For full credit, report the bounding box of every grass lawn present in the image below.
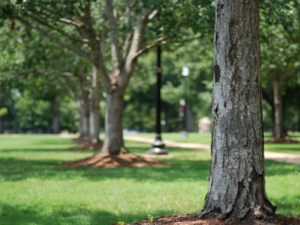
[125,132,300,155]
[0,135,300,225]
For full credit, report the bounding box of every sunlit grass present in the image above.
[126,132,300,155]
[0,135,299,225]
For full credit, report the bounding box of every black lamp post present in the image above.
[146,44,168,155]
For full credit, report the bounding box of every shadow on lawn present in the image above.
[1,197,299,225]
[0,155,299,184]
[0,202,163,225]
[0,154,211,183]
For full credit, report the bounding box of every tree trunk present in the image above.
[89,67,100,143]
[78,107,84,136]
[0,88,3,134]
[101,90,127,155]
[201,0,276,222]
[53,96,60,134]
[82,90,90,138]
[273,80,284,139]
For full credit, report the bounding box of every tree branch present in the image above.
[132,36,166,59]
[106,0,122,74]
[120,7,154,92]
[14,15,91,61]
[26,12,88,44]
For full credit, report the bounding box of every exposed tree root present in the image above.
[265,137,300,143]
[62,153,168,168]
[119,213,300,225]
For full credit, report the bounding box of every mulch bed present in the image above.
[265,137,300,144]
[115,213,300,225]
[62,153,168,168]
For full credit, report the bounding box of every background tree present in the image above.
[1,0,214,154]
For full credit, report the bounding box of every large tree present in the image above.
[200,0,276,222]
[1,0,213,154]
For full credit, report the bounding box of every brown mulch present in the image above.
[62,153,168,168]
[115,213,300,225]
[69,141,104,150]
[265,137,300,144]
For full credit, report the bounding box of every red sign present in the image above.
[179,106,184,117]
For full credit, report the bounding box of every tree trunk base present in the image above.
[62,153,167,168]
[120,213,300,225]
[73,136,90,143]
[265,137,300,143]
[100,146,130,155]
[200,206,276,225]
[69,141,103,150]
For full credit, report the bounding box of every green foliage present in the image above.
[148,213,154,223]
[0,107,7,117]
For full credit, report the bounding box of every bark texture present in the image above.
[201,0,276,222]
[0,88,3,134]
[101,90,127,155]
[273,80,284,139]
[53,96,60,134]
[89,66,100,144]
[81,90,90,137]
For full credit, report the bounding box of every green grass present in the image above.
[126,132,300,155]
[0,135,300,225]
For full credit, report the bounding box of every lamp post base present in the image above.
[146,134,168,155]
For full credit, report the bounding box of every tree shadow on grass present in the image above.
[0,155,212,183]
[264,160,300,177]
[0,202,173,225]
[0,156,299,184]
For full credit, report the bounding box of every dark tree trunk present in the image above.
[89,67,100,143]
[201,0,276,222]
[273,80,285,139]
[53,96,60,134]
[0,88,3,134]
[101,90,127,155]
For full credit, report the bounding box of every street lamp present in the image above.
[181,66,189,138]
[146,44,168,155]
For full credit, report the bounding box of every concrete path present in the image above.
[124,136,300,165]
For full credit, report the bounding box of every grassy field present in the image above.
[125,132,300,155]
[0,135,300,225]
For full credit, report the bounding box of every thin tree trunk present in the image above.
[0,88,3,134]
[273,80,284,139]
[201,0,276,222]
[101,90,128,155]
[53,96,60,134]
[78,107,84,136]
[82,90,90,138]
[89,67,100,143]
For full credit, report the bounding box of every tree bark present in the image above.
[273,80,284,139]
[101,90,127,155]
[0,88,3,134]
[89,67,101,143]
[78,107,84,136]
[201,0,276,222]
[81,90,90,138]
[53,95,60,134]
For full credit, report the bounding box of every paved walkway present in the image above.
[124,136,300,165]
